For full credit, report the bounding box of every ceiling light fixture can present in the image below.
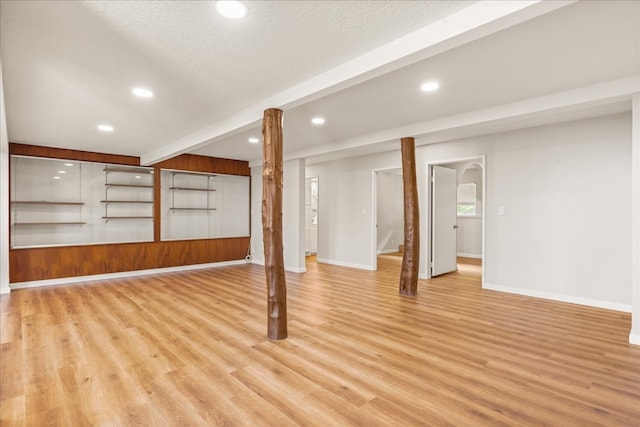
[97,124,114,132]
[132,87,154,98]
[421,81,440,92]
[311,117,325,125]
[248,137,259,144]
[217,1,246,19]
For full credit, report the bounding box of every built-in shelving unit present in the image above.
[101,216,154,220]
[13,200,86,225]
[12,201,84,205]
[168,171,217,211]
[160,169,249,241]
[14,222,87,226]
[103,166,154,221]
[9,145,252,283]
[10,157,90,246]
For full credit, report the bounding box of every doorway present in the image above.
[305,177,318,256]
[427,156,485,284]
[372,168,403,270]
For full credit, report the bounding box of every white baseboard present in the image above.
[457,253,482,259]
[10,259,248,290]
[377,248,399,255]
[483,283,632,313]
[316,258,375,271]
[630,332,640,346]
[0,285,9,295]
[250,259,305,273]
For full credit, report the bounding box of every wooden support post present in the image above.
[399,137,420,296]
[261,108,287,340]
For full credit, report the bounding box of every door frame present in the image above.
[304,176,319,256]
[425,155,486,286]
[371,166,403,271]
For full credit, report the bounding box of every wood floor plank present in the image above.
[1,254,638,426]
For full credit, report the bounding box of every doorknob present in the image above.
[453,225,458,229]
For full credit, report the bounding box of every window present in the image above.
[457,183,476,216]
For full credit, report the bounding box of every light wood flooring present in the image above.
[1,255,639,426]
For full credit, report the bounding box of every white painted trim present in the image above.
[142,1,570,165]
[252,259,306,274]
[457,253,482,259]
[10,259,249,290]
[378,249,400,255]
[371,170,378,271]
[483,283,632,313]
[0,60,9,295]
[316,258,375,271]
[480,155,487,285]
[630,93,640,345]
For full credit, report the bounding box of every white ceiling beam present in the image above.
[270,75,640,167]
[141,0,574,165]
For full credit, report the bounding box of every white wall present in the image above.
[307,113,632,311]
[376,171,403,253]
[307,151,402,270]
[251,159,306,273]
[0,60,9,294]
[479,120,630,309]
[631,94,640,344]
[283,159,306,272]
[456,218,482,257]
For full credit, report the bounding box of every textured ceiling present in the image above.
[1,1,638,164]
[192,0,640,163]
[0,0,470,155]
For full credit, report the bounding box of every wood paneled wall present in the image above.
[8,144,251,283]
[9,237,249,283]
[9,143,140,166]
[153,153,250,176]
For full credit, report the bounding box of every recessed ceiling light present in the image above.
[420,81,440,92]
[132,87,154,98]
[53,176,61,180]
[64,163,73,167]
[58,170,66,174]
[217,1,246,19]
[248,137,259,144]
[311,117,325,125]
[97,124,114,132]
[135,175,141,179]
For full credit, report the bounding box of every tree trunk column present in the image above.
[399,137,420,296]
[262,108,287,340]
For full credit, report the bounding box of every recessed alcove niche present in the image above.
[10,156,154,248]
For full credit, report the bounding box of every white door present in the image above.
[431,165,458,276]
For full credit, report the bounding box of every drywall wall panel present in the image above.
[307,113,631,307]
